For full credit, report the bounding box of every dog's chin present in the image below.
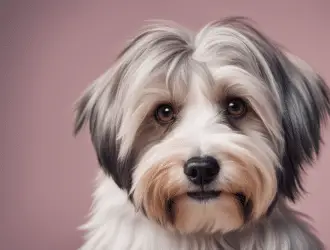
[169,191,249,234]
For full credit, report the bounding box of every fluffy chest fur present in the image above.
[79,173,323,250]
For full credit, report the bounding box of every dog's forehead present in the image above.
[115,24,285,110]
[138,63,268,105]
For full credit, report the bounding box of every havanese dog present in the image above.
[74,17,330,250]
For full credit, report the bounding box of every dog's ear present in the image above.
[74,68,114,136]
[73,23,190,191]
[220,17,330,201]
[73,64,135,191]
[274,52,330,201]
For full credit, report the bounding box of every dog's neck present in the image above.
[79,172,324,250]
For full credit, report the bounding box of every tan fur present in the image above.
[133,158,186,228]
[221,152,277,220]
[175,193,243,234]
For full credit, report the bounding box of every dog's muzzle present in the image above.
[183,155,252,220]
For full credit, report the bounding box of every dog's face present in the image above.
[74,18,330,234]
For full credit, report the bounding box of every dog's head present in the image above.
[74,17,330,234]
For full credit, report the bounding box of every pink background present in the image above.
[1,1,330,249]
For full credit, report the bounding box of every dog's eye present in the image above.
[227,98,247,118]
[155,104,176,124]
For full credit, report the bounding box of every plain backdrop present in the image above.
[1,1,330,249]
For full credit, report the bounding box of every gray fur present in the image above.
[223,201,324,249]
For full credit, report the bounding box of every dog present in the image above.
[74,17,330,250]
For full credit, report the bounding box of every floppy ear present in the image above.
[275,52,330,201]
[220,17,330,201]
[73,66,136,191]
[73,22,190,191]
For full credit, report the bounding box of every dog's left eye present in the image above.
[154,104,176,124]
[226,98,247,118]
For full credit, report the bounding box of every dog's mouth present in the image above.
[187,190,221,201]
[186,191,246,204]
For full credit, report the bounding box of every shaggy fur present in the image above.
[74,17,330,249]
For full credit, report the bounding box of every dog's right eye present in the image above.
[154,104,176,124]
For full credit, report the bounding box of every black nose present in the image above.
[184,156,220,186]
